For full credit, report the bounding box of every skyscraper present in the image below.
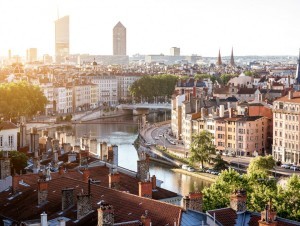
[217,49,222,66]
[55,16,69,64]
[170,47,180,56]
[230,47,235,67]
[113,22,126,56]
[26,48,37,63]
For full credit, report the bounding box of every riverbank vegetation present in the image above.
[203,156,300,221]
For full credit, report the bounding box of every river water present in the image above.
[53,112,212,195]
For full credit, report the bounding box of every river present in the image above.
[51,112,212,195]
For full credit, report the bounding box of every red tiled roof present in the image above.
[0,176,182,225]
[248,213,299,226]
[275,92,300,103]
[0,121,18,130]
[236,88,257,95]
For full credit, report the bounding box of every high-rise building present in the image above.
[26,48,37,63]
[113,22,126,56]
[55,16,69,64]
[217,49,222,66]
[230,47,235,67]
[170,47,180,56]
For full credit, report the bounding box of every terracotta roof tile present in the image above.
[0,121,18,130]
[207,208,237,226]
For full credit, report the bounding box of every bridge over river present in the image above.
[118,103,171,115]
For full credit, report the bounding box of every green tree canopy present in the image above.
[189,130,216,169]
[0,151,28,174]
[0,81,47,120]
[129,74,178,100]
[247,155,275,178]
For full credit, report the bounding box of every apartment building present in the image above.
[72,84,92,112]
[273,91,300,164]
[116,74,141,101]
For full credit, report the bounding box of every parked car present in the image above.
[187,166,195,172]
[169,140,176,145]
[182,164,189,170]
[228,152,236,157]
[290,165,300,171]
[281,163,292,169]
[211,170,220,175]
[159,134,163,137]
[206,168,214,174]
[154,136,160,140]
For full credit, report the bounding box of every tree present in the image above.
[189,130,215,169]
[218,74,236,85]
[247,155,275,178]
[0,82,47,120]
[213,154,228,171]
[0,151,28,174]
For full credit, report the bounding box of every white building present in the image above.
[0,122,18,151]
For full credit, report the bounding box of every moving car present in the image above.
[187,166,195,172]
[182,164,189,170]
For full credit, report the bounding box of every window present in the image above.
[228,135,233,140]
[0,136,2,147]
[8,135,13,147]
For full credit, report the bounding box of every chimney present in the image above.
[30,127,39,154]
[38,179,48,205]
[59,166,65,175]
[183,192,203,212]
[12,174,20,194]
[201,107,205,119]
[109,172,120,189]
[77,192,92,220]
[40,212,47,226]
[89,139,97,154]
[288,90,293,100]
[82,168,90,183]
[219,105,224,117]
[230,189,247,213]
[68,152,77,163]
[62,188,74,210]
[193,86,196,97]
[137,152,150,181]
[52,139,60,151]
[139,181,152,198]
[58,219,66,226]
[141,210,151,226]
[151,175,156,189]
[258,200,277,226]
[0,153,11,180]
[229,108,233,118]
[112,145,118,167]
[97,203,114,226]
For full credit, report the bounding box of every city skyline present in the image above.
[0,0,299,57]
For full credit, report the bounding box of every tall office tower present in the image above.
[8,49,11,60]
[55,16,69,64]
[170,47,180,56]
[26,48,37,63]
[113,22,126,56]
[216,49,222,66]
[230,47,235,67]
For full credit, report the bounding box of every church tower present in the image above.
[230,47,235,67]
[217,49,222,66]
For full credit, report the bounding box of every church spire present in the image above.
[230,47,235,67]
[217,49,222,66]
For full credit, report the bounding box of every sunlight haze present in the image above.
[0,0,299,57]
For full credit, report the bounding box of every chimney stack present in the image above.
[219,105,224,117]
[38,179,48,206]
[230,189,247,213]
[82,168,90,183]
[258,201,277,226]
[97,203,114,226]
[141,210,151,226]
[288,90,294,100]
[137,152,150,181]
[109,172,120,189]
[183,192,203,212]
[139,181,153,198]
[151,175,156,189]
[40,212,47,226]
[62,188,74,210]
[77,192,92,220]
[112,145,118,167]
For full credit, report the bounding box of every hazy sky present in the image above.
[0,0,299,57]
